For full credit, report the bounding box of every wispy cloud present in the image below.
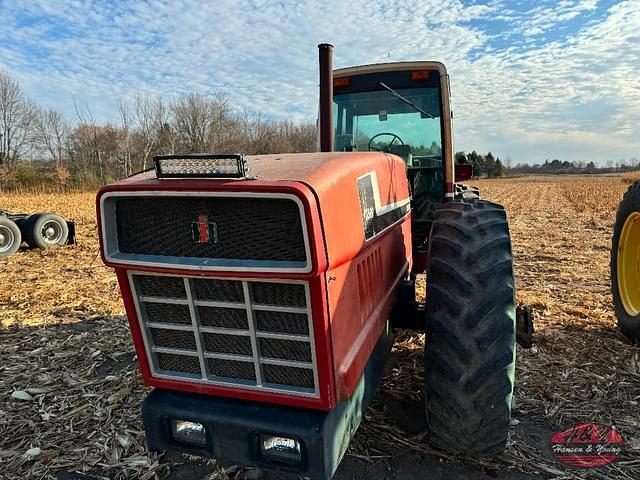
[0,0,637,164]
[521,0,599,36]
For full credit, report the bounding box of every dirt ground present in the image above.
[1,175,639,480]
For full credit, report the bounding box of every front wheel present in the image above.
[0,217,22,258]
[424,199,516,456]
[611,182,640,341]
[24,213,69,249]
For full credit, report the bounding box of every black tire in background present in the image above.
[0,217,22,258]
[424,199,516,456]
[24,213,69,249]
[454,184,481,201]
[611,182,640,341]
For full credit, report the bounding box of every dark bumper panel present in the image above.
[143,323,393,480]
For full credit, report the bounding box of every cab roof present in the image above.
[334,61,447,78]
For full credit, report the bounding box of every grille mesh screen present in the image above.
[208,358,256,381]
[115,196,306,263]
[254,311,309,335]
[198,306,248,329]
[194,278,244,302]
[251,282,306,307]
[150,328,196,350]
[157,353,200,374]
[132,274,317,396]
[143,303,191,325]
[259,338,312,362]
[203,333,252,355]
[263,364,314,389]
[137,275,186,298]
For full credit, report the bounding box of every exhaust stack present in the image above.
[318,43,334,152]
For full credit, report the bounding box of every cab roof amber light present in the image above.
[333,77,350,88]
[411,70,430,81]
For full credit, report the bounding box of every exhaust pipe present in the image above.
[318,43,334,152]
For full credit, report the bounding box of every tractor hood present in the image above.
[104,152,412,272]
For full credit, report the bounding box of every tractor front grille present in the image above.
[129,272,318,397]
[100,192,310,271]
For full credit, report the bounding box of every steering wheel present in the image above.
[367,132,405,152]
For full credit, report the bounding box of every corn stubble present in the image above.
[1,176,639,479]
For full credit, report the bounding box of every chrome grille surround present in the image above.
[129,271,319,398]
[100,191,312,273]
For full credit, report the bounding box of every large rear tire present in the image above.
[611,182,640,341]
[424,199,516,456]
[0,217,22,258]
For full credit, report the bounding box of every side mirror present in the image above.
[455,164,473,181]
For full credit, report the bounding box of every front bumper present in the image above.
[143,323,393,480]
[144,389,332,477]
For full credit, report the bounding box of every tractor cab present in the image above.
[331,62,454,246]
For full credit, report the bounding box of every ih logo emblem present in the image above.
[192,215,218,244]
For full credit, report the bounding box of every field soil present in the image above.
[1,175,639,480]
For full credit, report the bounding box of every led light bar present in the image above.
[154,153,248,179]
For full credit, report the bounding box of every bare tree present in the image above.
[0,71,38,165]
[135,93,166,169]
[118,99,133,176]
[285,121,316,153]
[239,113,316,154]
[170,92,212,152]
[504,156,512,170]
[207,92,233,151]
[240,111,273,154]
[37,108,70,166]
[170,91,232,153]
[73,97,113,183]
[0,73,317,186]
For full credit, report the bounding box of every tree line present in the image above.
[508,158,640,175]
[0,70,316,189]
[455,151,507,178]
[3,67,636,190]
[455,152,640,177]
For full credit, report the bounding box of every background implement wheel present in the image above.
[24,213,69,249]
[0,217,22,258]
[611,182,640,341]
[454,184,481,200]
[424,199,516,456]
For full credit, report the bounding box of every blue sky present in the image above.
[0,0,638,164]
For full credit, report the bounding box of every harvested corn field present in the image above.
[1,175,639,480]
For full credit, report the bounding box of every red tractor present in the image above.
[97,45,517,479]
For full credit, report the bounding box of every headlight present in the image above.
[171,420,207,446]
[259,435,302,463]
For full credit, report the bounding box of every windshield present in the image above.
[333,82,445,237]
[333,86,442,162]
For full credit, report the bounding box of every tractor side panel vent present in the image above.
[100,193,311,272]
[357,247,384,323]
[130,273,319,398]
